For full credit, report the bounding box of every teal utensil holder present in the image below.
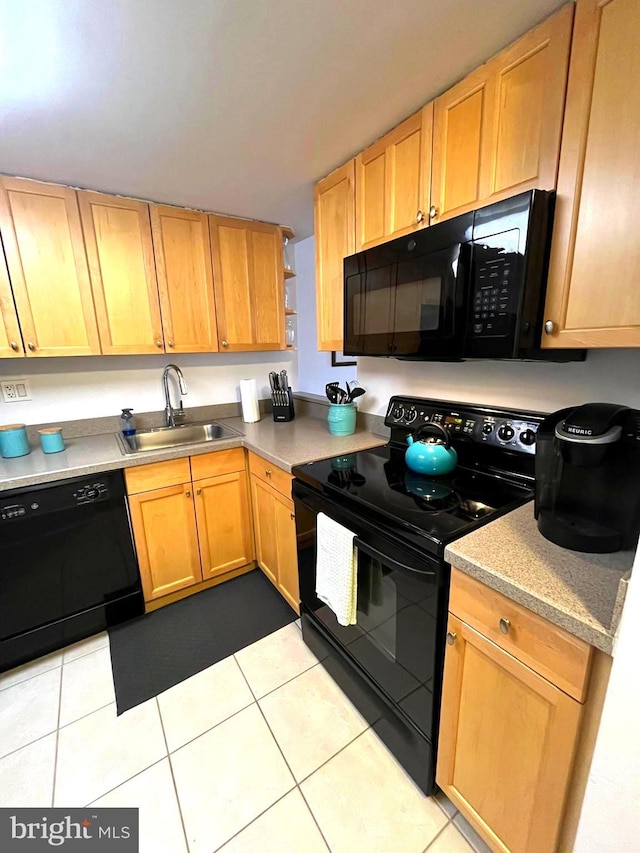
[0,424,30,458]
[327,403,357,436]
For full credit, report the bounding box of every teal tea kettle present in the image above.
[405,423,458,476]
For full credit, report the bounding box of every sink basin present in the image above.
[115,421,241,455]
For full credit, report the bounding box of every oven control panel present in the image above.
[385,397,542,455]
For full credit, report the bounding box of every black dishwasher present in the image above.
[0,470,143,672]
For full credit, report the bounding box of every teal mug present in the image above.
[327,403,357,437]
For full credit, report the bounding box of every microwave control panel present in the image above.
[469,233,521,339]
[386,398,542,455]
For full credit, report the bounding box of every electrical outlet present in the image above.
[1,380,32,403]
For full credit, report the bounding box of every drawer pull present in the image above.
[197,488,202,496]
[499,618,511,635]
[265,469,272,478]
[446,631,457,645]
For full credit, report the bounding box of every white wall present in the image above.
[574,546,640,850]
[357,349,640,415]
[0,350,296,425]
[295,236,357,396]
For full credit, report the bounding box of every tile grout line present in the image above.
[84,756,167,808]
[155,696,191,853]
[50,667,63,807]
[422,817,453,852]
[0,638,110,695]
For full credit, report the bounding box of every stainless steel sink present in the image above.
[115,421,242,455]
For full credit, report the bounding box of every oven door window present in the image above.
[311,545,439,739]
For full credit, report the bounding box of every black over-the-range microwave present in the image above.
[343,190,584,361]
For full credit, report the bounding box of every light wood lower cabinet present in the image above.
[125,449,254,604]
[437,569,596,853]
[248,451,299,614]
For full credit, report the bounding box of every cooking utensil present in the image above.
[405,424,458,476]
[348,387,366,403]
[326,382,340,403]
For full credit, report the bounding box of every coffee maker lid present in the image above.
[555,402,629,444]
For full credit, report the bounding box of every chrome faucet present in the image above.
[162,364,188,427]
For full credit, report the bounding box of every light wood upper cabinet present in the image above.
[314,160,355,351]
[128,483,202,601]
[0,177,101,356]
[79,191,164,355]
[543,0,640,349]
[431,4,573,222]
[194,470,254,579]
[0,241,23,358]
[209,215,285,351]
[150,204,219,353]
[437,613,583,853]
[355,106,433,250]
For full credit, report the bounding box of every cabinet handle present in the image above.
[167,340,174,348]
[156,339,163,348]
[429,205,439,219]
[265,469,272,478]
[290,512,295,521]
[27,342,36,352]
[10,341,19,352]
[222,340,229,348]
[544,320,555,335]
[197,488,202,496]
[446,631,457,645]
[185,490,191,498]
[499,618,511,635]
[416,210,424,223]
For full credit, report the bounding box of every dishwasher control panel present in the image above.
[0,477,114,523]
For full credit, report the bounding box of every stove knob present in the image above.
[497,424,515,442]
[405,407,418,425]
[482,423,494,435]
[391,405,405,422]
[520,429,536,446]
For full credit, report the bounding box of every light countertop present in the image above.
[0,415,386,492]
[445,503,633,654]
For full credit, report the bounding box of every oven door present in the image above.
[294,481,448,744]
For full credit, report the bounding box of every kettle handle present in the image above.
[415,422,452,448]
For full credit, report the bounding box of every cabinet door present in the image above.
[355,107,432,250]
[194,471,254,579]
[79,191,164,355]
[210,215,285,351]
[314,161,355,351]
[0,177,100,356]
[431,4,572,223]
[150,204,219,353]
[0,242,24,357]
[543,0,640,348]
[437,615,582,853]
[128,483,202,601]
[274,494,299,614]
[483,4,573,202]
[250,475,279,586]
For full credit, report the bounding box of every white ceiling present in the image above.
[0,0,564,239]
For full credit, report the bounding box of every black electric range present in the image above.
[292,396,544,795]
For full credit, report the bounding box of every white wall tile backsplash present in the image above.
[0,351,297,425]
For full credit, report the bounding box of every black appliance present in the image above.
[293,396,544,794]
[0,470,144,673]
[535,402,640,553]
[343,190,583,362]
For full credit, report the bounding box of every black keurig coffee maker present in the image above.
[535,402,640,553]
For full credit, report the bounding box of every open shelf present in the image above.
[284,268,296,279]
[285,309,297,316]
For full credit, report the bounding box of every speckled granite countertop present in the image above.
[445,504,633,654]
[0,416,385,492]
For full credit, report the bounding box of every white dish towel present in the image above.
[315,512,358,626]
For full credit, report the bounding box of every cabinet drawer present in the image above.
[449,567,592,702]
[190,448,245,480]
[125,458,191,494]
[248,451,292,498]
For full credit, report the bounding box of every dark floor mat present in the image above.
[108,569,297,714]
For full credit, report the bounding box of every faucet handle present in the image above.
[174,401,187,425]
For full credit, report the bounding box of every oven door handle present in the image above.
[354,538,435,577]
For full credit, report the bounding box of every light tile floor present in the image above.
[0,622,491,853]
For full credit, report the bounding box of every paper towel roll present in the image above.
[239,379,260,423]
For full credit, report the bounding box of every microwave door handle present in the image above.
[354,537,435,576]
